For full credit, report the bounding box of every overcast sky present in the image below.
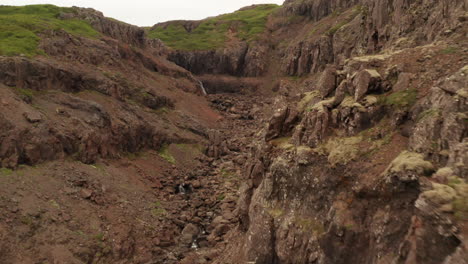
[2,0,284,26]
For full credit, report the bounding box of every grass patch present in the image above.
[151,201,167,217]
[320,136,363,166]
[297,91,320,111]
[220,168,237,180]
[294,217,325,235]
[217,194,225,201]
[267,208,284,218]
[15,87,35,102]
[148,4,279,50]
[441,46,458,54]
[417,108,441,121]
[0,168,13,176]
[0,4,100,57]
[326,5,362,36]
[384,151,434,175]
[158,145,176,164]
[379,88,418,109]
[175,143,205,155]
[269,137,294,150]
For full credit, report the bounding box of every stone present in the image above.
[80,189,93,199]
[22,112,42,123]
[354,69,382,102]
[180,223,199,245]
[317,65,337,98]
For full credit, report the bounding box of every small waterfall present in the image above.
[178,184,186,194]
[198,80,207,96]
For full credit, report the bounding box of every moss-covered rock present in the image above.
[316,136,363,166]
[421,183,457,205]
[297,91,321,111]
[383,151,434,182]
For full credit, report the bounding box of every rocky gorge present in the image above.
[0,1,467,263]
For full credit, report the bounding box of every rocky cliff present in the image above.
[207,1,467,263]
[0,1,467,264]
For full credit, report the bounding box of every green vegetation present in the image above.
[321,136,363,166]
[294,216,325,235]
[0,168,13,176]
[379,88,418,109]
[326,5,363,36]
[220,168,236,179]
[385,151,434,175]
[175,143,205,155]
[151,201,167,217]
[148,4,279,50]
[0,4,100,56]
[158,145,176,164]
[217,194,225,201]
[417,108,441,121]
[267,208,284,218]
[269,137,294,150]
[297,91,320,111]
[441,46,458,54]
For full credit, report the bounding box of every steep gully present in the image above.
[0,1,467,264]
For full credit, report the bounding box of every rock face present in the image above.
[281,0,466,76]
[1,1,467,264]
[168,42,268,77]
[67,7,166,52]
[0,8,205,168]
[228,38,467,264]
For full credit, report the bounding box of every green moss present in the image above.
[422,183,457,205]
[270,137,294,150]
[16,87,35,101]
[158,145,176,164]
[379,89,418,109]
[175,143,205,155]
[220,168,236,179]
[217,194,225,201]
[453,197,468,221]
[267,208,284,218]
[318,136,363,166]
[441,46,458,54]
[385,151,434,175]
[297,91,320,111]
[148,4,279,50]
[0,5,100,57]
[418,108,441,121]
[0,168,13,176]
[151,201,167,217]
[326,5,362,36]
[340,96,366,110]
[294,217,325,235]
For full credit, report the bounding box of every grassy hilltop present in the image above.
[147,4,279,51]
[0,5,99,57]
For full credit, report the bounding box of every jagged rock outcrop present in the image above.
[230,39,467,263]
[281,0,467,76]
[64,7,166,51]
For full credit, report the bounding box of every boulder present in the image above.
[180,223,199,245]
[353,69,382,102]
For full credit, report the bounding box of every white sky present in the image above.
[1,0,284,26]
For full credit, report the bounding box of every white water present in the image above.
[198,80,207,96]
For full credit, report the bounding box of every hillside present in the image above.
[0,1,467,264]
